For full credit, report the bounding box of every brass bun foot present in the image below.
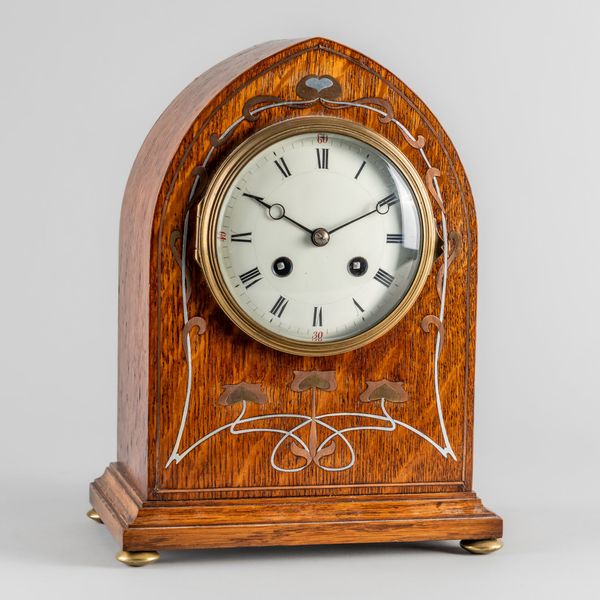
[460,538,503,554]
[116,551,160,567]
[86,508,103,524]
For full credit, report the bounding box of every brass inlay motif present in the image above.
[360,380,408,404]
[425,166,444,212]
[289,370,337,469]
[291,370,337,392]
[182,316,207,361]
[421,315,445,351]
[218,382,267,406]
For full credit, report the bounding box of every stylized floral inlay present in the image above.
[218,382,267,406]
[425,167,444,212]
[166,369,451,472]
[165,72,462,471]
[360,380,408,404]
[421,315,445,351]
[182,317,207,360]
[290,370,337,392]
[288,371,337,469]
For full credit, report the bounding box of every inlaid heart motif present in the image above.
[296,74,342,100]
[305,76,334,92]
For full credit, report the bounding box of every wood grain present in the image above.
[91,37,501,553]
[116,39,303,495]
[91,464,501,551]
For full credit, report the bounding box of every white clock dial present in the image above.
[213,129,426,345]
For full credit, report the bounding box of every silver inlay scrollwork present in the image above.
[166,75,460,470]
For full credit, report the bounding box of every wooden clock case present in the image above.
[89,37,502,564]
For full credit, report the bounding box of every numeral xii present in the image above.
[316,148,329,169]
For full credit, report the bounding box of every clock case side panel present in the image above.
[113,39,309,498]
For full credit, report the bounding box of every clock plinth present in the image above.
[91,464,500,560]
[90,37,502,563]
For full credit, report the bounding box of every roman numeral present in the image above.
[274,157,291,178]
[352,298,365,313]
[377,193,399,211]
[312,306,323,327]
[354,160,367,179]
[270,295,289,318]
[316,148,329,169]
[374,268,395,288]
[386,233,404,244]
[231,232,252,243]
[239,267,262,289]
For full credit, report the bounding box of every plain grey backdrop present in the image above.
[1,0,599,597]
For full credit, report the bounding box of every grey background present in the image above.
[1,0,599,597]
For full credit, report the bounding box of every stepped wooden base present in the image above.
[90,463,502,554]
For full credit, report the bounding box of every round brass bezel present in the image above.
[195,116,436,357]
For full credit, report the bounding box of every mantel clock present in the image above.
[88,38,503,566]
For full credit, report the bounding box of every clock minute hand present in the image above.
[328,207,377,235]
[242,193,313,235]
[329,193,399,235]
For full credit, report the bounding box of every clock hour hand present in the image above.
[242,193,313,235]
[329,193,399,235]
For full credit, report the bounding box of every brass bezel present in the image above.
[195,116,436,357]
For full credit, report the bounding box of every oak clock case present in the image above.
[89,38,503,566]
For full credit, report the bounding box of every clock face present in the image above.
[197,118,435,355]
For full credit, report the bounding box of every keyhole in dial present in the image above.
[272,256,293,277]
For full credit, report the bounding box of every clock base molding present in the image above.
[89,463,502,555]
